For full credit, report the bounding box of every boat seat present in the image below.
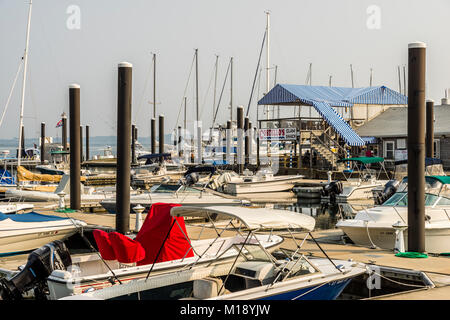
[92,229,116,261]
[192,277,226,299]
[108,232,146,264]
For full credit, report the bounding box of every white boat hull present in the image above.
[223,176,304,195]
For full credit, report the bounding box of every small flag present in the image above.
[56,119,63,128]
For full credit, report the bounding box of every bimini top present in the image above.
[428,175,450,185]
[170,206,316,231]
[338,157,384,164]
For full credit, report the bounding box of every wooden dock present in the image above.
[2,207,449,300]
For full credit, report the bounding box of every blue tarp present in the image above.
[0,212,69,222]
[0,169,15,185]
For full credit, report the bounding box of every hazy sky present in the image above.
[1,0,449,140]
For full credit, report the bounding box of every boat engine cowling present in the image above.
[322,181,343,202]
[0,240,71,300]
[374,179,400,205]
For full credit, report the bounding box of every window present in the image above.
[397,139,406,149]
[384,141,395,159]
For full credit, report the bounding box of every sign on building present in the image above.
[258,128,297,141]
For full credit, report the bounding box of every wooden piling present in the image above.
[426,99,434,158]
[69,84,81,210]
[40,122,45,164]
[407,42,426,253]
[116,62,133,234]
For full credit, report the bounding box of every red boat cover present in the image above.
[93,229,116,260]
[135,202,194,266]
[108,232,146,264]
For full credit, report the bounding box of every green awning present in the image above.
[50,150,70,154]
[428,175,450,185]
[338,156,384,164]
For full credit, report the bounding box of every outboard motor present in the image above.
[0,240,71,300]
[374,179,400,205]
[322,181,343,203]
[185,172,199,186]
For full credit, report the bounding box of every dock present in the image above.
[2,206,448,300]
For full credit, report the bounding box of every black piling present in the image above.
[69,84,81,210]
[151,118,156,154]
[244,116,249,167]
[426,99,434,158]
[40,122,45,164]
[62,113,68,150]
[131,124,136,164]
[85,125,90,161]
[237,106,244,174]
[407,42,426,253]
[116,62,133,234]
[80,125,83,163]
[159,115,164,161]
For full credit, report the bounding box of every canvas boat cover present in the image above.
[170,206,316,231]
[135,203,194,266]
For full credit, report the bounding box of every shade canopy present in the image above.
[338,156,385,164]
[258,84,407,147]
[170,206,316,231]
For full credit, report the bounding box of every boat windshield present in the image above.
[150,184,200,193]
[395,177,445,196]
[235,243,273,263]
[382,192,440,207]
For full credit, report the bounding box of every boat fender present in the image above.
[0,240,72,300]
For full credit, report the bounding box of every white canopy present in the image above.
[170,206,315,231]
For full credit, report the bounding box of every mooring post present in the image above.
[116,62,132,234]
[85,125,90,161]
[151,118,156,154]
[131,124,136,164]
[237,106,244,174]
[425,99,434,158]
[159,115,164,162]
[407,42,426,253]
[80,125,83,163]
[244,116,249,167]
[69,84,81,210]
[62,113,67,150]
[40,122,45,164]
[226,120,232,166]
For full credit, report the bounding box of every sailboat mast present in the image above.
[265,11,270,121]
[17,0,33,168]
[153,53,156,118]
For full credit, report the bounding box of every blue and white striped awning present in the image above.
[257,84,407,147]
[361,136,377,144]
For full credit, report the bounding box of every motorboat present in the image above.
[0,203,34,214]
[336,175,450,253]
[5,174,118,203]
[372,157,446,205]
[323,157,390,202]
[216,167,304,195]
[131,153,185,189]
[100,183,244,214]
[0,204,314,300]
[55,205,366,300]
[0,211,86,256]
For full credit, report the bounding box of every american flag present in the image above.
[56,119,63,128]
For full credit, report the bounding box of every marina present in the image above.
[0,0,449,309]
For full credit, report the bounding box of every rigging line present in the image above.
[135,54,154,123]
[211,58,232,128]
[246,30,267,117]
[174,53,196,132]
[0,59,23,128]
[199,57,218,120]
